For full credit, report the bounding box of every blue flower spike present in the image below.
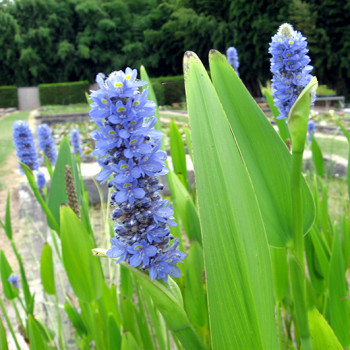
[90,68,185,282]
[37,123,57,165]
[307,120,316,142]
[226,46,240,76]
[70,128,82,155]
[8,274,20,289]
[269,23,315,120]
[36,171,46,188]
[12,120,39,173]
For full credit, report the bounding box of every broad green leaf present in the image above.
[184,51,277,349]
[310,134,324,177]
[341,211,350,270]
[209,50,314,247]
[121,332,139,350]
[288,77,318,153]
[27,315,49,350]
[184,242,208,328]
[168,171,201,244]
[270,247,288,303]
[61,206,104,302]
[20,163,59,233]
[264,88,290,142]
[108,314,121,350]
[0,314,8,350]
[120,299,142,346]
[40,243,55,295]
[185,128,194,161]
[48,137,81,230]
[0,250,19,300]
[328,228,350,346]
[170,120,189,190]
[308,308,342,350]
[140,65,161,132]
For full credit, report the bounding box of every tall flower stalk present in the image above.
[12,120,39,173]
[226,46,239,76]
[89,68,185,282]
[70,128,82,155]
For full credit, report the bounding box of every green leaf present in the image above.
[27,315,49,350]
[20,163,59,233]
[0,192,12,240]
[48,137,81,230]
[43,155,53,179]
[310,134,324,177]
[185,128,194,162]
[264,88,290,142]
[328,228,350,346]
[336,121,350,200]
[40,243,55,295]
[61,206,104,302]
[184,51,277,349]
[288,77,318,153]
[140,65,161,132]
[108,314,121,350]
[121,332,139,350]
[184,242,208,328]
[308,308,342,350]
[0,250,19,300]
[170,120,189,190]
[0,315,8,350]
[209,50,314,247]
[168,171,201,244]
[270,247,289,303]
[64,299,88,336]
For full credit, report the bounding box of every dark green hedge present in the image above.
[151,75,185,106]
[39,81,89,106]
[0,86,18,108]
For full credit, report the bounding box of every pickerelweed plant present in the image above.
[226,46,239,76]
[89,68,186,282]
[37,123,57,165]
[70,128,82,155]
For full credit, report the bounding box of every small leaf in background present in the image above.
[121,332,139,350]
[0,315,8,350]
[170,120,189,190]
[184,242,208,329]
[40,244,56,295]
[310,134,324,177]
[265,88,290,142]
[64,299,88,337]
[27,315,49,350]
[61,206,104,302]
[209,50,315,247]
[168,171,201,244]
[48,137,81,230]
[328,228,350,347]
[0,250,19,300]
[0,192,12,240]
[308,308,342,350]
[184,51,277,349]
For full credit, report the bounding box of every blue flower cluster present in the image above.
[89,68,185,282]
[12,120,39,173]
[226,46,239,75]
[70,128,82,155]
[8,274,19,289]
[307,119,316,142]
[269,23,314,119]
[37,123,57,165]
[36,171,46,188]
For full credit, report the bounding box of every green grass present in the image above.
[315,135,348,159]
[317,84,336,96]
[40,103,90,115]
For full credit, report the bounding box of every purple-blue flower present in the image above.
[307,119,316,142]
[37,123,57,165]
[90,68,185,281]
[8,274,19,289]
[36,171,46,188]
[12,120,39,173]
[70,128,82,155]
[226,46,239,76]
[269,23,315,119]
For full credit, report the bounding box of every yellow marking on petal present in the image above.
[114,82,123,87]
[133,101,140,105]
[285,80,289,84]
[143,158,148,161]
[117,107,126,112]
[278,38,282,42]
[130,121,136,125]
[297,75,301,79]
[126,75,131,80]
[109,131,116,135]
[121,164,129,169]
[130,139,137,144]
[102,98,107,104]
[288,40,294,45]
[124,183,131,188]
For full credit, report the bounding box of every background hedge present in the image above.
[0,86,18,108]
[39,81,89,106]
[151,76,185,106]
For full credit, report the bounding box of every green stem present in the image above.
[55,294,65,349]
[0,296,21,350]
[290,150,312,350]
[11,300,24,330]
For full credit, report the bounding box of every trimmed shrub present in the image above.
[151,75,185,106]
[0,86,18,108]
[39,81,89,106]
